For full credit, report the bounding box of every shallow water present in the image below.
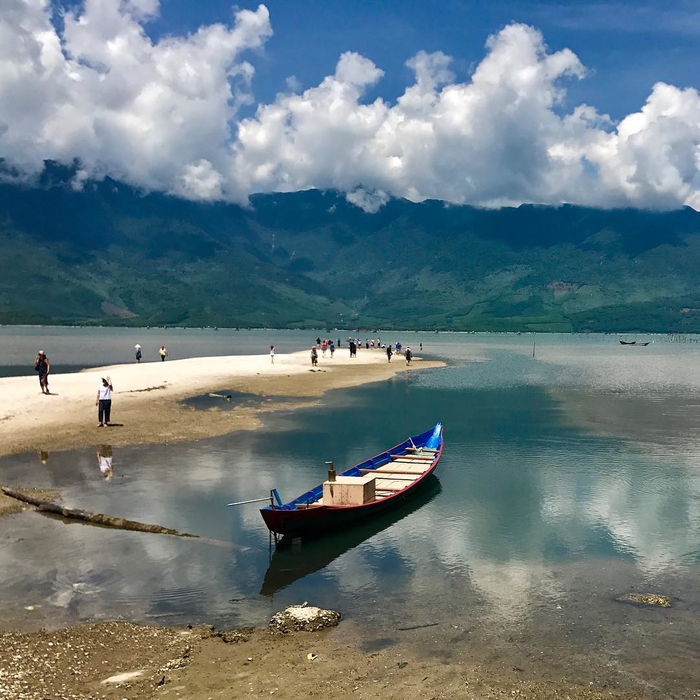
[2,331,700,696]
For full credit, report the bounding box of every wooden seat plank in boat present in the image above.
[360,469,416,480]
[376,464,426,474]
[390,460,431,469]
[374,481,409,492]
[377,462,407,468]
[391,454,434,461]
[375,478,415,487]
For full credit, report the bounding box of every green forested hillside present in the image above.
[2,173,700,332]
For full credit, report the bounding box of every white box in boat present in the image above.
[323,474,376,505]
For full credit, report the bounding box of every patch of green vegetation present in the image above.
[3,174,700,331]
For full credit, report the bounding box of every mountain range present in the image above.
[2,166,700,332]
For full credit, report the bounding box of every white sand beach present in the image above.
[0,349,441,458]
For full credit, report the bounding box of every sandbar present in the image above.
[0,349,443,458]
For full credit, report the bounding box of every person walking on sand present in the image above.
[96,376,113,427]
[311,345,318,366]
[405,347,413,365]
[329,340,335,358]
[34,350,50,394]
[386,345,393,362]
[135,344,142,363]
[159,345,168,361]
[270,345,275,363]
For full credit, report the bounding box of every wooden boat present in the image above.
[260,423,443,538]
[619,340,650,346]
[260,475,442,595]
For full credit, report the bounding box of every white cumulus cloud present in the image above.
[2,1,700,211]
[0,0,272,199]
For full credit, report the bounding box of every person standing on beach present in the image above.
[159,345,168,361]
[270,345,275,363]
[34,350,50,394]
[405,347,413,365]
[386,345,393,362]
[96,376,113,427]
[135,344,142,363]
[311,345,318,366]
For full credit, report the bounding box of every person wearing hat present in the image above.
[135,344,142,363]
[34,350,50,394]
[95,376,114,427]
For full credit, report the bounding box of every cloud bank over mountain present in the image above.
[2,1,700,211]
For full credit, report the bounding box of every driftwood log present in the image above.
[2,486,198,538]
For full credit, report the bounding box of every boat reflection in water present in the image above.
[260,475,442,597]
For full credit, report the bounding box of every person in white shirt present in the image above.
[95,376,113,427]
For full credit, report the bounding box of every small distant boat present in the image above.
[259,423,443,539]
[619,340,650,346]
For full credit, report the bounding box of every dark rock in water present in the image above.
[269,603,341,633]
[617,592,672,607]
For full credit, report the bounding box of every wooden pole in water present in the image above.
[533,342,536,358]
[2,486,198,538]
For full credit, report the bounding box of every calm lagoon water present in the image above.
[2,328,700,695]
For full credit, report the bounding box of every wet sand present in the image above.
[0,620,650,700]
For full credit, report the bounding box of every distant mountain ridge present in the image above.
[2,170,700,332]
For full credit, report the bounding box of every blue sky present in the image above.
[2,0,700,210]
[149,0,700,120]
